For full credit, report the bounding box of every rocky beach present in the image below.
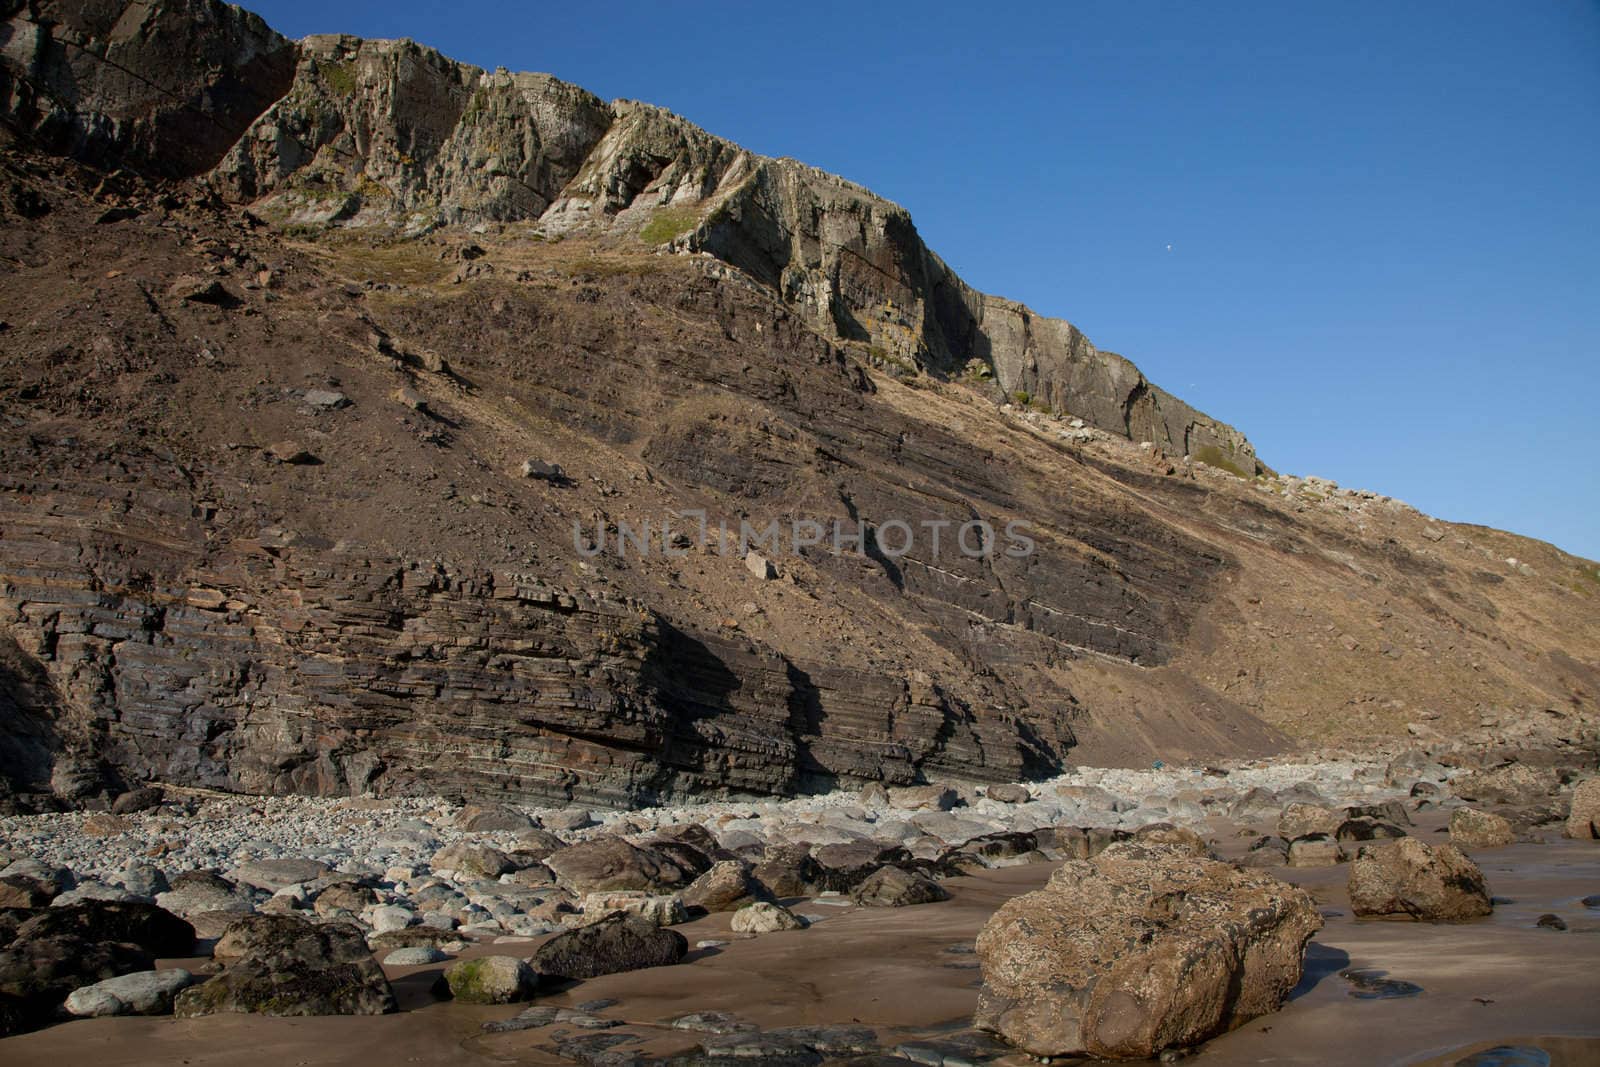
[4,743,1600,1064]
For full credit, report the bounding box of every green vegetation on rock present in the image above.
[639,205,701,245]
[1193,444,1252,479]
[319,60,357,97]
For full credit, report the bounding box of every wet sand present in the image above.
[3,812,1598,1066]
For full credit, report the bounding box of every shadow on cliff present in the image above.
[640,620,840,800]
[0,635,61,799]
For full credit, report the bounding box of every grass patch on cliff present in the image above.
[1572,567,1600,596]
[563,256,667,279]
[319,60,358,97]
[639,205,701,245]
[1193,444,1252,479]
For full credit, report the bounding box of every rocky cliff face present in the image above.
[0,0,295,174]
[2,0,1258,468]
[1,1,1595,811]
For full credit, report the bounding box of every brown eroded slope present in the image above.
[0,0,1596,809]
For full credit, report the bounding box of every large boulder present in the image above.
[974,842,1321,1060]
[1347,838,1492,921]
[1276,803,1341,841]
[543,837,691,894]
[986,784,1031,804]
[1286,834,1345,868]
[1566,779,1600,840]
[1334,818,1406,845]
[15,900,195,958]
[65,968,197,1017]
[430,842,516,880]
[314,880,377,916]
[580,891,687,927]
[0,935,154,1035]
[529,914,687,981]
[850,866,950,908]
[811,841,911,891]
[0,875,58,909]
[887,785,959,812]
[682,861,768,913]
[231,858,330,892]
[1346,800,1412,827]
[730,901,807,934]
[175,915,396,1017]
[455,804,536,832]
[1450,808,1517,849]
[1051,826,1131,861]
[155,870,254,920]
[751,844,822,898]
[941,831,1045,871]
[1131,824,1210,857]
[111,787,164,815]
[1453,763,1557,807]
[440,956,537,1004]
[1228,787,1282,823]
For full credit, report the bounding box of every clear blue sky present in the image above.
[246,0,1600,560]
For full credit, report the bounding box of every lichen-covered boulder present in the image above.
[975,842,1321,1060]
[1348,838,1492,921]
[1450,808,1517,849]
[440,955,537,1004]
[175,914,395,1017]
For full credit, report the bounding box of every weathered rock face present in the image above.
[1347,838,1493,922]
[0,0,296,176]
[974,842,1321,1060]
[210,34,613,227]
